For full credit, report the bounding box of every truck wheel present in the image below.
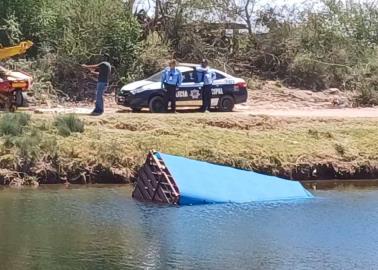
[15,90,24,107]
[218,95,235,112]
[131,107,142,113]
[149,96,166,113]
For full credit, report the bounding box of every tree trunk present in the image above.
[155,0,161,19]
[244,0,254,36]
[125,0,136,12]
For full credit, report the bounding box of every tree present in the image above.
[243,0,257,35]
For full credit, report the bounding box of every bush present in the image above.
[12,128,43,166]
[3,0,378,106]
[0,114,57,172]
[43,0,140,97]
[139,32,171,77]
[54,114,84,137]
[0,113,31,136]
[1,0,141,100]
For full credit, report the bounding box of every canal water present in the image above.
[1,186,378,270]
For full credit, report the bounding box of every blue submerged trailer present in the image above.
[132,151,313,205]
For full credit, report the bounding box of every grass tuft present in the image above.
[54,114,84,137]
[0,113,31,136]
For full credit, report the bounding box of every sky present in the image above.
[133,0,323,26]
[133,0,319,13]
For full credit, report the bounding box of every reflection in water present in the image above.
[1,186,378,269]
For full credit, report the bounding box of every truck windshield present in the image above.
[146,71,162,82]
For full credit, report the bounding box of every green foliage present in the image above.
[54,114,84,137]
[0,113,58,172]
[44,0,140,96]
[0,13,22,44]
[210,1,378,103]
[1,0,141,98]
[159,0,378,104]
[2,0,378,105]
[130,32,171,80]
[0,0,44,46]
[12,128,43,164]
[0,113,31,136]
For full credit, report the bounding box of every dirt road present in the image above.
[29,81,378,118]
[32,102,378,119]
[237,82,378,118]
[236,105,378,118]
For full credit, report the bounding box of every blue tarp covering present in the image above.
[157,153,313,205]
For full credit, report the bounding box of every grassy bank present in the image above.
[1,112,378,186]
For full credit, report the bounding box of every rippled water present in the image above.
[1,186,378,270]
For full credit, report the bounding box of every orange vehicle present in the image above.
[0,41,33,111]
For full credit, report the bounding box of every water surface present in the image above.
[1,186,378,270]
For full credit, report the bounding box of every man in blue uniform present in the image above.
[161,59,182,113]
[82,53,112,115]
[196,59,216,113]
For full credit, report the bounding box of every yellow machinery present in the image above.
[0,41,33,111]
[0,41,33,60]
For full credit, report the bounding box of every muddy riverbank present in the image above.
[0,108,378,186]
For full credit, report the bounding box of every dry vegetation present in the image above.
[1,112,378,186]
[3,1,378,105]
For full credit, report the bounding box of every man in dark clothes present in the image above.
[82,54,111,115]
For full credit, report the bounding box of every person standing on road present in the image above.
[82,53,112,115]
[196,59,216,113]
[161,59,182,113]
